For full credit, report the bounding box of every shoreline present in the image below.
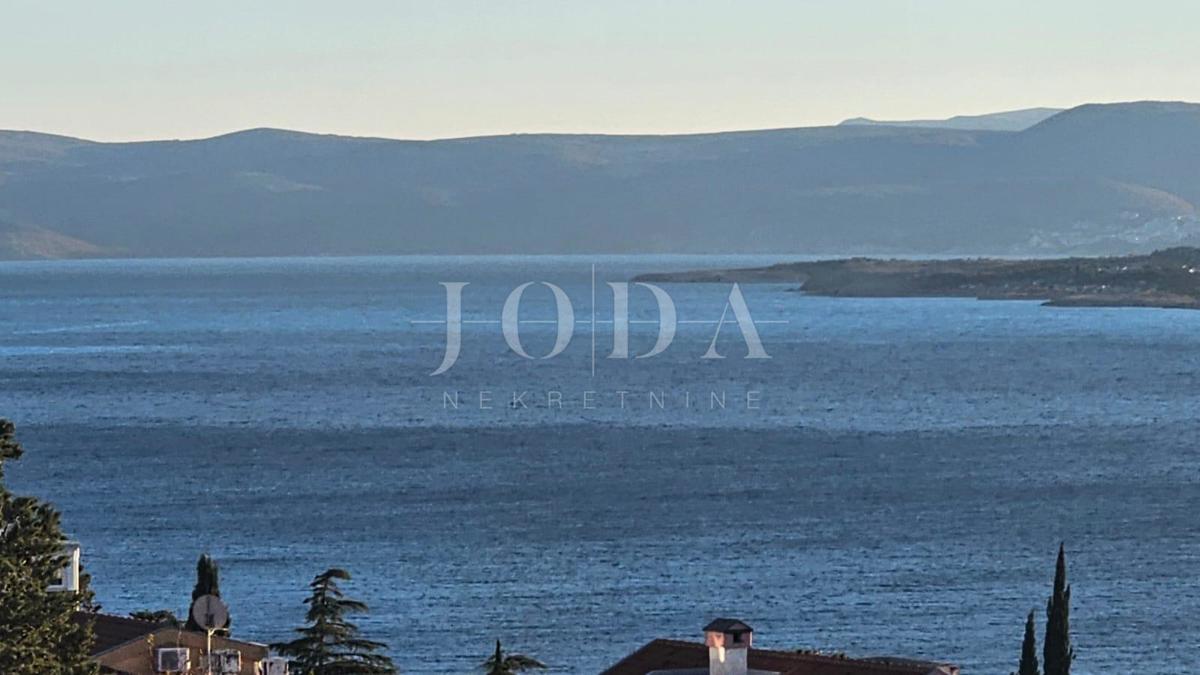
[634,247,1200,310]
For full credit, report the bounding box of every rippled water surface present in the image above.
[2,256,1198,673]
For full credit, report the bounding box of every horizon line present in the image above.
[7,100,1191,145]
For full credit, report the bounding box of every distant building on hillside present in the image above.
[602,618,959,675]
[72,612,287,675]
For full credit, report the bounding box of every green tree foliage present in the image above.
[1043,543,1074,675]
[185,553,230,633]
[1016,609,1039,675]
[481,640,546,675]
[129,609,181,627]
[272,568,397,675]
[0,419,98,674]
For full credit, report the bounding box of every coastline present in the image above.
[634,248,1200,310]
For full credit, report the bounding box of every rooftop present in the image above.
[602,638,958,675]
[72,612,162,655]
[704,618,754,634]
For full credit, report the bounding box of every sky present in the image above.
[4,0,1200,141]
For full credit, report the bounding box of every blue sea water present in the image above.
[1,255,1199,673]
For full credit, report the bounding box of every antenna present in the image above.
[190,594,230,675]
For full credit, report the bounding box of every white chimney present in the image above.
[704,618,753,675]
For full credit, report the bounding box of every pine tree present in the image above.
[1043,543,1074,675]
[0,419,98,675]
[1016,609,1039,675]
[272,568,397,675]
[481,639,546,675]
[185,553,230,633]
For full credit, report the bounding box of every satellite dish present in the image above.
[190,594,229,632]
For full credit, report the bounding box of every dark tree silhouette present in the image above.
[481,639,546,675]
[1043,544,1074,675]
[1016,609,1040,675]
[129,609,181,627]
[272,568,397,675]
[185,553,230,633]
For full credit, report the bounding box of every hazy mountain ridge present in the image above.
[0,219,110,260]
[1,101,1198,259]
[0,131,97,164]
[839,107,1063,131]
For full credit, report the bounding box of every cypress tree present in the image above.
[193,554,220,598]
[1043,543,1074,675]
[185,553,230,633]
[0,419,98,675]
[1016,609,1039,675]
[272,568,397,675]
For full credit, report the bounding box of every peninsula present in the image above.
[634,247,1200,309]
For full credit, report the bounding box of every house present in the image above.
[602,619,959,675]
[72,612,286,675]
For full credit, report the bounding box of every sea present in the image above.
[1,255,1198,674]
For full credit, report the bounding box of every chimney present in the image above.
[703,618,753,675]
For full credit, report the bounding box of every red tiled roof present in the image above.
[602,639,955,675]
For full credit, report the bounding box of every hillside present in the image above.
[0,102,1199,259]
[0,130,96,163]
[839,107,1062,131]
[0,221,110,260]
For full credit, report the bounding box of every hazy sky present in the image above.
[5,0,1200,141]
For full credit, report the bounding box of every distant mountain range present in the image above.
[839,107,1063,131]
[2,101,1200,259]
